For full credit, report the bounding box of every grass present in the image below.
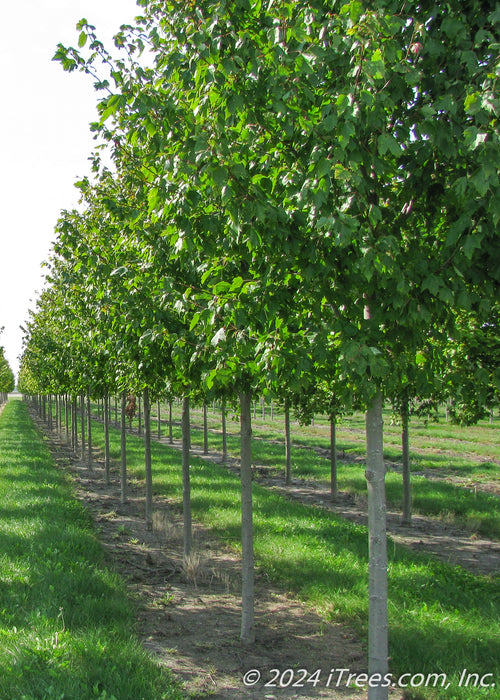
[0,400,182,700]
[83,413,500,700]
[148,402,500,539]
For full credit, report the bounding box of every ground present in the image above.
[31,410,499,699]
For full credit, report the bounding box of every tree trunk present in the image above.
[72,397,78,452]
[182,395,192,558]
[240,390,255,644]
[80,394,86,460]
[144,388,153,531]
[65,395,70,444]
[104,393,110,485]
[401,393,412,525]
[365,392,389,700]
[203,403,209,454]
[157,400,162,440]
[330,417,338,501]
[87,391,92,469]
[169,401,173,444]
[221,398,227,465]
[120,391,127,504]
[284,403,291,486]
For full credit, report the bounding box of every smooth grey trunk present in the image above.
[365,392,389,700]
[182,396,192,558]
[169,401,173,444]
[87,391,92,469]
[221,398,227,465]
[120,391,127,504]
[143,388,153,531]
[157,400,161,440]
[80,395,86,460]
[104,393,110,485]
[401,395,411,526]
[65,395,70,443]
[203,403,209,454]
[284,404,291,485]
[138,395,142,435]
[58,395,63,436]
[330,418,338,500]
[240,390,255,644]
[72,397,78,451]
[48,395,53,431]
[54,395,58,435]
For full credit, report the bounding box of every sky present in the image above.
[0,0,142,380]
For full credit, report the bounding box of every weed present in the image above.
[182,551,204,588]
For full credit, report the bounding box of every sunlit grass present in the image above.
[0,400,182,700]
[143,402,499,539]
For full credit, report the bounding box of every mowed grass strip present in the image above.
[88,418,500,700]
[159,406,500,540]
[0,400,182,700]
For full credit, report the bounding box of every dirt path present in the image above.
[35,417,405,700]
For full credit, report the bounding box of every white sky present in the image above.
[0,0,142,380]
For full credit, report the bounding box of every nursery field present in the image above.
[1,397,499,699]
[143,400,500,540]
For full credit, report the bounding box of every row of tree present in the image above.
[18,2,499,699]
[0,335,15,402]
[0,363,14,403]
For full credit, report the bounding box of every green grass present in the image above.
[0,400,182,700]
[150,403,500,539]
[84,415,500,700]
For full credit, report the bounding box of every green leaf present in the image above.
[211,328,226,347]
[378,133,402,157]
[78,31,88,48]
[422,275,441,296]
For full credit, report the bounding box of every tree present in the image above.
[53,1,500,693]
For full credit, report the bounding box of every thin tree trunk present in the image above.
[401,394,411,526]
[87,391,92,469]
[330,417,338,501]
[120,391,127,504]
[157,400,161,440]
[240,390,255,644]
[182,395,192,558]
[284,403,291,486]
[48,395,53,431]
[138,395,142,435]
[104,393,110,485]
[221,398,227,465]
[65,395,70,443]
[80,394,86,460]
[144,388,153,531]
[169,401,173,444]
[365,392,389,700]
[72,397,78,452]
[203,403,209,454]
